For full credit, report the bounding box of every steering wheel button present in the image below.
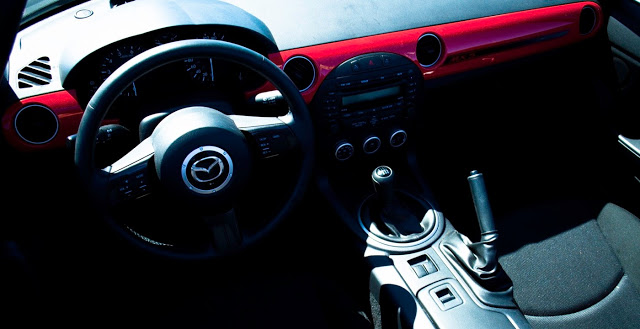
[138,185,149,195]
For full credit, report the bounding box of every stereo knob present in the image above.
[390,130,407,147]
[335,142,355,161]
[363,136,381,154]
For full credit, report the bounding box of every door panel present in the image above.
[606,0,640,214]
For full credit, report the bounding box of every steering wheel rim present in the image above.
[74,39,314,260]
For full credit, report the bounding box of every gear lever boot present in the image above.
[360,165,435,242]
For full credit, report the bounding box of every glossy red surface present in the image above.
[2,90,84,151]
[3,1,602,151]
[266,1,602,103]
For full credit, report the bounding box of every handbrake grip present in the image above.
[468,170,496,240]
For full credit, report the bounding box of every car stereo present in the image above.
[311,52,423,161]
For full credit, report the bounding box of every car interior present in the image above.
[2,0,640,328]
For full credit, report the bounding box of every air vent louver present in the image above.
[283,56,316,92]
[18,57,52,89]
[416,34,442,67]
[579,6,597,35]
[14,104,58,144]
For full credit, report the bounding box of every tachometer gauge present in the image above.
[99,44,146,96]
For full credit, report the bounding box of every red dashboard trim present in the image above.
[3,2,602,152]
[1,90,84,151]
[266,1,602,103]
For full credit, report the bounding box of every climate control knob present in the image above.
[390,130,407,148]
[335,142,355,161]
[363,136,382,154]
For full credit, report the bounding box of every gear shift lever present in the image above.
[372,166,394,212]
[359,165,435,242]
[443,170,511,291]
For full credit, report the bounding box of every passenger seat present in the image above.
[496,200,640,329]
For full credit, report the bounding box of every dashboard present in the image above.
[1,0,603,162]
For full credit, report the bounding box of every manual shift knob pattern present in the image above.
[374,166,392,178]
[372,165,394,209]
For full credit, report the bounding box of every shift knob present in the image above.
[372,165,394,210]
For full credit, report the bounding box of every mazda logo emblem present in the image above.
[181,146,234,195]
[191,156,224,182]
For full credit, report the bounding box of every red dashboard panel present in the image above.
[2,1,602,152]
[2,90,84,151]
[267,1,602,103]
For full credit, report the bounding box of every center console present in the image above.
[312,53,531,328]
[311,52,422,163]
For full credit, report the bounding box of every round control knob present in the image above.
[363,136,381,154]
[390,130,407,148]
[335,142,355,161]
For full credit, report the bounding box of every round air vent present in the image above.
[416,33,442,67]
[579,6,597,35]
[283,56,316,92]
[14,104,59,144]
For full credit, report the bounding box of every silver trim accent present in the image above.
[181,146,233,195]
[283,55,316,92]
[417,33,442,68]
[14,104,59,145]
[619,135,640,159]
[389,130,407,148]
[335,142,354,161]
[363,136,381,154]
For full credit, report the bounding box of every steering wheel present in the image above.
[74,39,314,260]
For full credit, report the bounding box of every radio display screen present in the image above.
[341,86,401,106]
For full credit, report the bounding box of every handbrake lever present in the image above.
[442,170,510,291]
[466,170,498,273]
[468,170,497,239]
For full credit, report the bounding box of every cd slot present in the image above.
[336,72,404,91]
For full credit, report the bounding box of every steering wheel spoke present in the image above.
[104,137,155,206]
[230,114,299,159]
[202,208,244,253]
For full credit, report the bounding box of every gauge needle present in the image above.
[209,58,214,82]
[132,81,138,96]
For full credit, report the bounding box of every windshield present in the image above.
[21,0,86,26]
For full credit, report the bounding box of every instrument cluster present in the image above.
[74,26,268,107]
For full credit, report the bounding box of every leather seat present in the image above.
[496,200,640,329]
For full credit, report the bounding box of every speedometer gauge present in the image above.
[182,31,225,84]
[184,57,214,84]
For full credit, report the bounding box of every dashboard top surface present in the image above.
[221,0,584,50]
